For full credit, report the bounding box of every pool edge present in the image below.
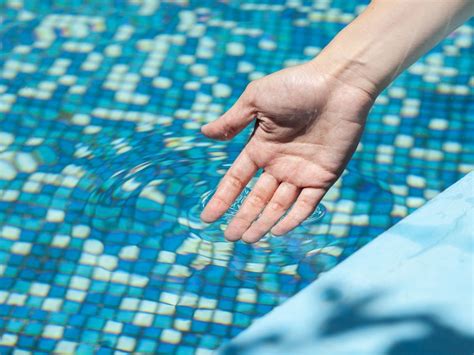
[218,171,474,354]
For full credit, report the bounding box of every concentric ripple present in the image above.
[186,186,326,241]
[76,139,334,288]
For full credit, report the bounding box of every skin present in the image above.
[200,0,474,243]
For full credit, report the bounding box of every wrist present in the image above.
[310,0,474,101]
[309,48,382,101]
[308,1,390,99]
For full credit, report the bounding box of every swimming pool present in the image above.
[0,0,472,353]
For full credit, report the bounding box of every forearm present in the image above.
[311,0,474,98]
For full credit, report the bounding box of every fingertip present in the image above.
[271,220,294,235]
[200,124,213,138]
[224,228,241,242]
[200,210,217,223]
[224,222,246,242]
[270,226,286,236]
[241,232,262,244]
[200,126,230,141]
[201,200,229,223]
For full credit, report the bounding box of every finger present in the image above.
[242,182,300,243]
[224,173,279,241]
[201,151,258,223]
[201,87,255,140]
[271,187,324,236]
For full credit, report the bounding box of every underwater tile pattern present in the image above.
[0,0,472,353]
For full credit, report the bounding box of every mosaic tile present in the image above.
[0,0,472,353]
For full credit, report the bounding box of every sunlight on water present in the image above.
[1,0,468,351]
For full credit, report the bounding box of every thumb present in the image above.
[201,91,255,140]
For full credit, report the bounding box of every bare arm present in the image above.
[313,0,474,98]
[201,0,473,243]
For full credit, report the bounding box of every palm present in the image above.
[201,63,373,243]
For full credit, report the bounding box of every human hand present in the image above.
[200,62,374,243]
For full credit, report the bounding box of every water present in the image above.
[0,0,472,353]
[186,182,326,241]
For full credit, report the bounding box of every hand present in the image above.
[200,62,374,243]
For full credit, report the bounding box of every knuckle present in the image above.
[243,81,258,106]
[247,193,266,207]
[245,80,257,92]
[287,212,304,225]
[226,174,244,190]
[269,200,285,212]
[212,194,229,207]
[298,198,315,212]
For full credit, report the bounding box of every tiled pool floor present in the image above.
[0,0,473,353]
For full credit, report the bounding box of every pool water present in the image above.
[0,0,472,353]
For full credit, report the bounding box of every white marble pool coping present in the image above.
[219,172,474,354]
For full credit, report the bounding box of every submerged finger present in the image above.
[225,173,279,241]
[201,151,258,223]
[242,182,300,243]
[271,187,324,236]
